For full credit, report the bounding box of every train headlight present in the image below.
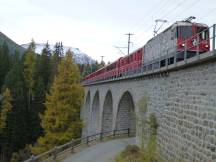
[181,43,185,47]
[205,44,209,48]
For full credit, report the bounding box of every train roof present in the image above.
[85,57,121,77]
[122,47,143,59]
[173,21,208,28]
[84,47,144,79]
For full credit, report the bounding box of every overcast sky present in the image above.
[1,0,216,62]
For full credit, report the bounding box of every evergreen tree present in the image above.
[11,50,21,65]
[53,42,60,58]
[0,88,12,162]
[31,49,84,154]
[30,77,45,141]
[100,60,105,68]
[50,48,60,83]
[27,39,36,52]
[1,63,29,161]
[59,42,64,58]
[38,42,52,90]
[0,43,10,90]
[0,88,12,130]
[53,42,64,59]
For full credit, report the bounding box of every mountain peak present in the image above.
[21,43,95,64]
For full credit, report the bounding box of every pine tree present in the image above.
[50,46,60,83]
[28,39,36,51]
[38,42,52,90]
[0,88,13,162]
[30,77,45,141]
[31,49,84,154]
[2,63,29,160]
[0,88,12,130]
[100,60,105,68]
[53,42,64,59]
[0,43,11,90]
[59,42,64,58]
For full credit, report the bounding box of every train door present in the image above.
[117,57,123,77]
[196,26,210,52]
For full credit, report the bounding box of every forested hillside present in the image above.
[0,40,85,162]
[0,32,25,55]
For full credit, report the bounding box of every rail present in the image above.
[24,128,131,162]
[83,24,216,85]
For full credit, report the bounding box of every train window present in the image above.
[130,55,133,62]
[197,27,209,40]
[177,26,193,40]
[127,57,129,64]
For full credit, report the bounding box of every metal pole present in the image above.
[71,140,74,153]
[126,33,133,55]
[52,146,58,161]
[86,136,89,146]
[30,155,35,162]
[213,24,216,54]
[196,36,200,59]
[184,43,187,64]
[174,51,177,67]
[166,58,168,69]
[100,132,103,141]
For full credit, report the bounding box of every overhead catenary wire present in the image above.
[164,0,202,27]
[133,0,187,45]
[134,0,202,47]
[130,0,173,34]
[123,0,187,52]
[197,7,216,22]
[116,0,170,53]
[117,0,212,55]
[115,0,170,53]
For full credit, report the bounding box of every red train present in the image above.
[83,20,210,83]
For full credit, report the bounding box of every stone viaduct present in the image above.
[81,52,216,162]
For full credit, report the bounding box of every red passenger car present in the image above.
[119,48,143,76]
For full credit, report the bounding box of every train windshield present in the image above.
[177,26,193,40]
[197,27,209,40]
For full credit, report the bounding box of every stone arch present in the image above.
[102,90,113,133]
[90,91,100,135]
[83,91,90,136]
[116,91,136,136]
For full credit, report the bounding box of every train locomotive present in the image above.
[83,19,210,83]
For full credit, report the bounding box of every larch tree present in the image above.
[23,40,36,110]
[32,49,84,154]
[0,88,12,130]
[0,88,12,161]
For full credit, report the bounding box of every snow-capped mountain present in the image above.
[21,43,95,64]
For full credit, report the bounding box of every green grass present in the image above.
[115,145,162,162]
